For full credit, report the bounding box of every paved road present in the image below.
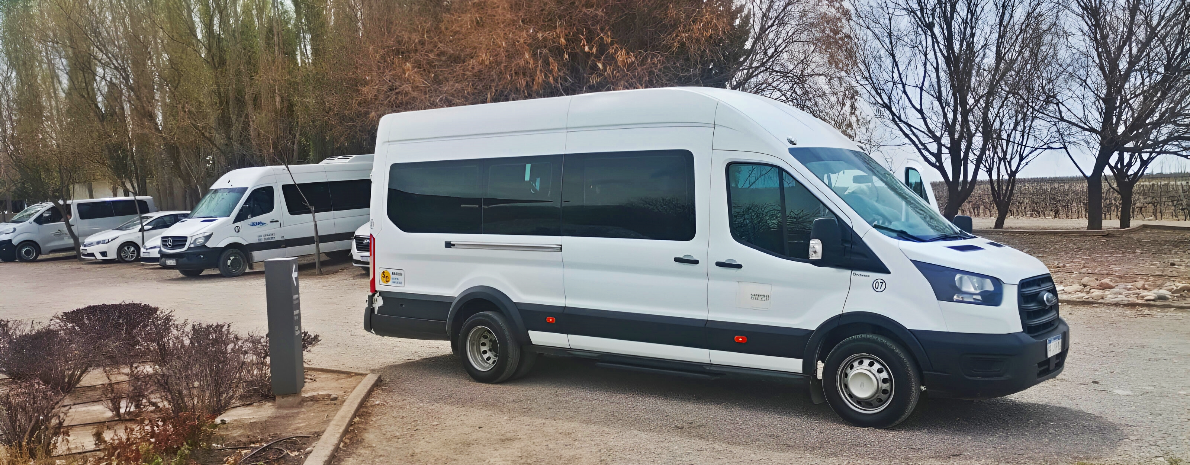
[2,254,1187,464]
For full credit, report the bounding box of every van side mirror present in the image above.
[809,217,844,265]
[952,215,973,233]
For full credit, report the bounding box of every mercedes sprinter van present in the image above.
[157,155,372,277]
[0,197,156,262]
[362,88,1067,428]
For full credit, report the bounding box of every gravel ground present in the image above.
[2,228,1188,464]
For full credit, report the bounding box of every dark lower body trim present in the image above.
[0,240,13,261]
[160,247,221,270]
[913,319,1069,399]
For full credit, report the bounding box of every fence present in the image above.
[933,174,1190,220]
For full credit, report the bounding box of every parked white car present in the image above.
[0,197,156,262]
[80,211,189,262]
[352,224,370,268]
[141,235,162,264]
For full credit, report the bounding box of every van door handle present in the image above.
[715,260,743,269]
[270,219,279,223]
[673,255,699,265]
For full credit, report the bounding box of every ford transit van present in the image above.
[157,155,372,277]
[0,197,156,262]
[363,88,1067,428]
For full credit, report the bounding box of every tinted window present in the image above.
[483,157,561,235]
[727,163,835,260]
[905,168,928,201]
[329,180,371,211]
[562,150,695,241]
[77,201,115,220]
[111,200,150,216]
[388,160,482,233]
[282,183,332,215]
[235,186,275,222]
[35,206,64,224]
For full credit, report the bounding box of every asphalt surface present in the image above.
[1,234,1187,464]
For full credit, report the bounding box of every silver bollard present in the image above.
[265,258,304,406]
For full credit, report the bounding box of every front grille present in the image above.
[161,236,188,250]
[1018,274,1060,336]
[355,235,370,252]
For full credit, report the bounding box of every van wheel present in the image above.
[218,248,248,277]
[15,242,40,262]
[179,269,204,277]
[822,334,921,428]
[458,311,525,383]
[116,242,140,263]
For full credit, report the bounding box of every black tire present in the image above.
[116,242,140,263]
[822,334,921,428]
[218,248,248,277]
[510,348,538,380]
[15,241,40,262]
[457,311,526,383]
[179,268,204,277]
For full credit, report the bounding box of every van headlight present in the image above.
[0,227,14,235]
[190,232,214,247]
[913,261,1003,306]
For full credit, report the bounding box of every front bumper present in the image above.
[80,245,113,260]
[0,239,14,261]
[913,318,1069,399]
[159,246,220,270]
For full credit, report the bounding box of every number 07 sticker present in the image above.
[379,269,404,287]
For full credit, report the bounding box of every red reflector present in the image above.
[545,316,556,324]
[734,335,747,343]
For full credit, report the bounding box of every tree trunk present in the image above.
[1086,169,1105,230]
[942,183,961,220]
[994,202,1010,229]
[1118,181,1135,229]
[56,201,83,261]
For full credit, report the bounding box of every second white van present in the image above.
[0,197,156,262]
[363,88,1067,428]
[157,155,372,277]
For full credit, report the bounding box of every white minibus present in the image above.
[0,197,156,262]
[363,88,1066,428]
[157,155,372,277]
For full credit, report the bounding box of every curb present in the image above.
[303,373,380,465]
[1062,299,1190,311]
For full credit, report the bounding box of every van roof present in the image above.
[375,87,859,152]
[208,155,373,189]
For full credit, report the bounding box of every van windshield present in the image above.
[10,204,48,223]
[190,188,247,218]
[788,148,966,242]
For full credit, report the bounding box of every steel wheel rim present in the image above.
[226,252,245,274]
[17,245,35,260]
[837,353,894,414]
[120,244,137,261]
[466,325,499,372]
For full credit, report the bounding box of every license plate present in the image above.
[163,259,177,266]
[1046,334,1063,358]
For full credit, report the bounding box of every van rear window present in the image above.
[77,201,115,220]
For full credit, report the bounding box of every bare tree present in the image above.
[855,0,1055,219]
[1048,0,1190,229]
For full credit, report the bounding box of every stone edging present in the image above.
[1061,299,1190,311]
[303,373,380,465]
[975,222,1190,235]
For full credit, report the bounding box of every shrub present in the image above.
[96,411,217,465]
[54,303,173,367]
[242,331,322,401]
[0,379,67,458]
[148,323,252,416]
[0,323,90,394]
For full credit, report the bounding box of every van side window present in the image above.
[562,150,695,241]
[34,207,64,225]
[727,163,835,260]
[282,183,332,215]
[484,157,561,235]
[111,200,150,216]
[235,186,275,222]
[388,160,482,233]
[905,167,928,201]
[77,202,115,220]
[329,180,371,211]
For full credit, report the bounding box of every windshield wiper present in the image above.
[871,224,925,242]
[928,232,974,242]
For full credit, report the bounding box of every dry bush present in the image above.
[936,174,1190,221]
[95,411,217,465]
[0,379,67,458]
[0,322,90,394]
[243,331,322,401]
[148,323,253,416]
